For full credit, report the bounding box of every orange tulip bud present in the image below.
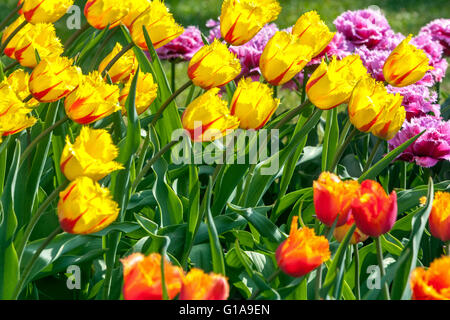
[121,253,183,300]
[179,268,229,300]
[84,0,129,30]
[351,180,398,237]
[333,214,369,245]
[410,256,450,300]
[313,172,360,227]
[429,191,450,242]
[276,216,331,277]
[23,0,74,24]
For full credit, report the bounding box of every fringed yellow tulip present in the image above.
[230,78,280,129]
[220,0,281,46]
[119,72,158,115]
[64,71,121,124]
[121,0,151,28]
[2,16,32,59]
[98,42,137,83]
[57,176,119,234]
[60,127,123,181]
[349,78,405,140]
[182,88,240,142]
[0,69,38,107]
[306,55,368,110]
[14,23,63,68]
[130,0,184,50]
[187,39,241,90]
[23,0,74,24]
[292,11,335,57]
[84,0,130,30]
[383,35,434,87]
[260,31,313,86]
[29,56,82,103]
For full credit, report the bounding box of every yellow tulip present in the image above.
[64,71,121,125]
[349,78,405,140]
[2,15,32,59]
[292,11,335,57]
[182,88,240,142]
[230,78,280,129]
[0,69,38,107]
[98,42,137,83]
[14,23,63,68]
[84,0,130,30]
[23,0,74,24]
[130,0,184,50]
[29,56,82,103]
[121,0,151,28]
[220,0,281,46]
[57,176,119,234]
[119,72,158,115]
[188,39,241,90]
[60,127,123,181]
[260,31,313,86]
[383,35,433,87]
[306,55,368,110]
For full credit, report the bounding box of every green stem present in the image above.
[0,3,22,31]
[402,162,407,189]
[4,61,19,72]
[330,127,358,172]
[375,236,390,300]
[63,22,90,50]
[89,27,119,71]
[101,42,134,77]
[170,60,176,92]
[362,138,383,173]
[0,20,28,56]
[353,244,361,300]
[314,226,331,300]
[273,99,311,130]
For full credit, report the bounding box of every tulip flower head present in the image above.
[84,0,130,29]
[121,0,151,28]
[333,213,369,245]
[182,88,240,142]
[220,0,281,46]
[23,0,74,24]
[306,55,368,110]
[2,15,32,58]
[29,56,82,103]
[349,78,405,140]
[120,72,158,115]
[383,35,434,87]
[410,256,450,300]
[292,11,335,57]
[313,172,360,227]
[130,0,184,50]
[98,42,137,83]
[230,78,280,129]
[351,180,398,237]
[188,39,241,90]
[60,127,123,181]
[57,176,119,234]
[0,69,38,107]
[276,216,331,277]
[179,268,229,300]
[64,71,121,124]
[260,31,314,86]
[121,252,183,300]
[428,191,450,242]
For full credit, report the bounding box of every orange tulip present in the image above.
[333,214,369,245]
[428,191,450,242]
[179,268,229,300]
[410,256,450,300]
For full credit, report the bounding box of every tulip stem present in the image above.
[149,80,193,128]
[314,226,331,300]
[13,227,62,300]
[4,60,19,72]
[0,20,28,56]
[375,236,390,300]
[171,60,176,92]
[353,244,361,300]
[63,22,90,50]
[101,42,134,78]
[0,3,22,31]
[20,115,70,166]
[362,138,382,173]
[330,127,358,173]
[273,99,311,130]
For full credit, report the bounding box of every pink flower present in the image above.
[156,26,204,61]
[420,19,450,56]
[387,85,440,120]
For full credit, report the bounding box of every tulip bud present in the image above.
[130,0,184,50]
[98,42,137,84]
[230,78,280,130]
[349,78,405,140]
[57,176,119,234]
[306,55,368,110]
[292,11,335,57]
[2,15,32,58]
[182,88,240,142]
[188,39,241,90]
[276,216,331,277]
[428,191,450,242]
[60,127,123,181]
[383,35,434,87]
[179,268,229,300]
[121,253,183,300]
[121,0,151,28]
[1,69,38,107]
[23,0,74,24]
[220,0,281,46]
[84,0,130,30]
[410,256,450,300]
[120,72,158,115]
[313,172,360,227]
[351,180,398,237]
[14,23,63,68]
[260,31,314,86]
[29,56,82,103]
[333,214,369,245]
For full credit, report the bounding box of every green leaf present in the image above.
[322,108,339,171]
